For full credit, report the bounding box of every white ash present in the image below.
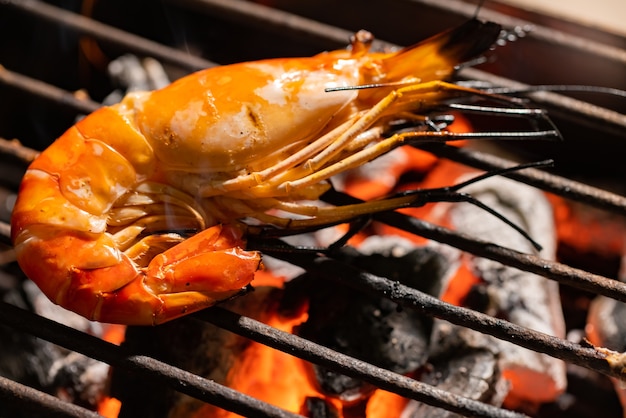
[103,54,171,106]
[448,175,567,403]
[403,321,510,417]
[23,280,104,336]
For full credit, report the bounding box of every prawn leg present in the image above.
[104,224,260,325]
[251,81,480,194]
[15,221,259,325]
[254,81,543,195]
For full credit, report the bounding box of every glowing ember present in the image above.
[98,397,122,418]
[192,295,339,417]
[549,194,626,261]
[366,389,410,418]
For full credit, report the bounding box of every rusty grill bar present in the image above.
[4,0,625,129]
[0,375,103,418]
[1,0,625,417]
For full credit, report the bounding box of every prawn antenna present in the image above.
[394,159,554,251]
[444,104,563,141]
[473,0,487,19]
[250,160,552,253]
[484,84,626,98]
[325,80,418,93]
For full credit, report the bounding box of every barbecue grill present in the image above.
[1,1,625,417]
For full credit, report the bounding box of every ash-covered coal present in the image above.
[0,279,109,416]
[111,286,286,418]
[286,243,451,403]
[302,396,341,418]
[403,321,508,417]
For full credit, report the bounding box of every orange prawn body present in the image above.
[11,20,501,325]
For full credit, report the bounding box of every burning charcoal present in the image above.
[586,243,626,353]
[0,279,109,414]
[302,396,341,418]
[586,254,626,416]
[445,175,567,407]
[551,196,626,269]
[347,235,454,299]
[48,352,110,409]
[293,277,424,404]
[0,292,58,410]
[587,290,626,358]
[332,146,437,201]
[535,363,623,418]
[403,321,508,417]
[112,320,201,418]
[290,243,452,404]
[112,286,286,418]
[103,54,171,105]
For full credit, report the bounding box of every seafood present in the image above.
[11,19,504,325]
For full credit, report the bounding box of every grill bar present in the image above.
[0,301,304,418]
[197,307,528,418]
[3,0,215,72]
[0,221,11,246]
[260,250,622,380]
[164,0,364,51]
[383,215,625,300]
[0,375,102,418]
[0,65,99,115]
[165,0,626,131]
[418,144,626,215]
[319,190,626,300]
[0,298,533,418]
[0,298,529,418]
[459,67,626,134]
[413,0,626,64]
[0,135,41,163]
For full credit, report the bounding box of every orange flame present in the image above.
[98,397,122,418]
[367,390,410,417]
[222,307,319,416]
[191,293,344,417]
[97,324,126,417]
[549,193,626,259]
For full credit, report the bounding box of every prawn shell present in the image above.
[137,56,360,173]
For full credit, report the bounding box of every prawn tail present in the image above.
[11,224,141,322]
[382,18,502,82]
[95,223,261,325]
[13,223,261,325]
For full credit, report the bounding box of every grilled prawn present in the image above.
[11,19,503,325]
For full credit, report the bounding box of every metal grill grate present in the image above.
[1,1,625,417]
